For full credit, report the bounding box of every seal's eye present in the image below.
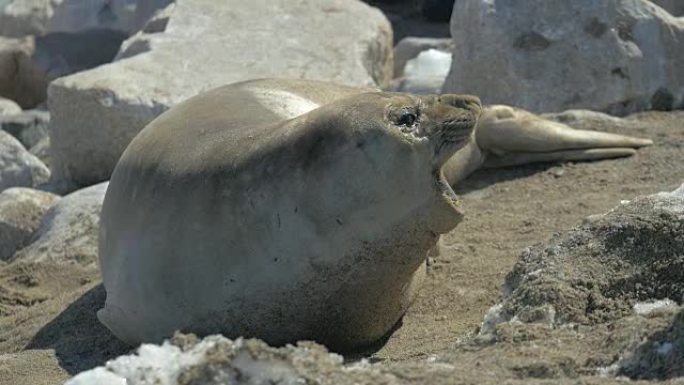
[398,111,417,127]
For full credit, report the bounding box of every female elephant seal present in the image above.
[99,79,481,351]
[99,79,651,351]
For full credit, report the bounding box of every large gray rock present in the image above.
[48,0,393,189]
[12,182,107,264]
[0,187,59,260]
[0,130,50,191]
[0,0,171,37]
[66,334,401,385]
[443,0,684,114]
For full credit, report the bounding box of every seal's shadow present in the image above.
[26,284,132,375]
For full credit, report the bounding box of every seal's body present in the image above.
[98,79,480,350]
[98,79,651,351]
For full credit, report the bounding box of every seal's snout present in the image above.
[436,94,481,141]
[426,93,481,169]
[439,94,482,116]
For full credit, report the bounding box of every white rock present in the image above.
[0,97,21,115]
[443,0,684,114]
[0,130,50,191]
[48,0,392,189]
[0,187,59,260]
[12,182,107,263]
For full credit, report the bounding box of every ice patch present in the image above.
[633,299,677,316]
[65,338,215,385]
[480,303,507,335]
[404,49,452,79]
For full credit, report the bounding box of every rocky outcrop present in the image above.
[48,0,393,189]
[482,183,684,332]
[443,0,684,115]
[477,183,684,379]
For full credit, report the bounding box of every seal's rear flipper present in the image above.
[482,147,638,168]
[475,105,653,168]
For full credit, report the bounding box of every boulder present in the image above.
[0,97,21,115]
[0,130,50,191]
[48,0,393,189]
[12,182,107,264]
[66,334,400,385]
[0,0,171,37]
[0,187,59,260]
[443,0,684,115]
[0,109,49,149]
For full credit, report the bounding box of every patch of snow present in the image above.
[404,49,452,79]
[633,299,677,316]
[65,338,216,385]
[480,303,507,335]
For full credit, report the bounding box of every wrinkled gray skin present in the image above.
[98,79,651,352]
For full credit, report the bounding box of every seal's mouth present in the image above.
[435,168,461,210]
[429,95,482,216]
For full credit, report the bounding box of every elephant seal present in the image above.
[98,79,481,351]
[98,79,651,351]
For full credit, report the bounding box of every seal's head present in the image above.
[292,91,481,235]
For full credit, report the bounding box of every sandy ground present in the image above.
[0,110,682,385]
